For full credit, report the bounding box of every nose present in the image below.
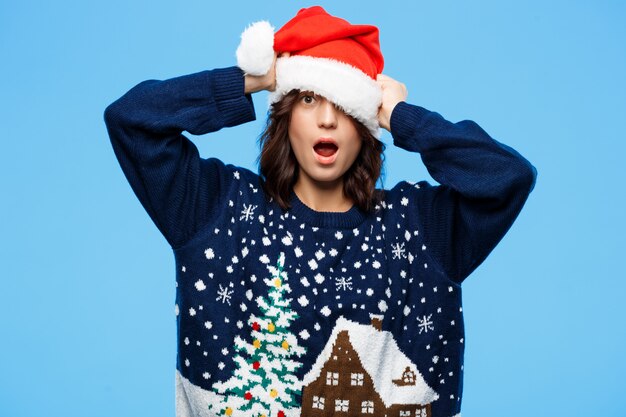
[317,99,338,129]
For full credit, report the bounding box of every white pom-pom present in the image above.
[236,21,275,76]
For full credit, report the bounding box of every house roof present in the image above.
[302,316,439,407]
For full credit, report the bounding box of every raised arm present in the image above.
[103,67,256,248]
[378,75,537,283]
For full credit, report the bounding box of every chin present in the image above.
[312,173,343,184]
[305,168,345,185]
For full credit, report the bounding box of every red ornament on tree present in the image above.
[278,411,285,417]
[252,322,260,331]
[244,392,252,400]
[253,361,260,370]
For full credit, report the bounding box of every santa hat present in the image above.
[236,6,384,137]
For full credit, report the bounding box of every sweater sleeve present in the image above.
[103,66,256,249]
[390,101,537,283]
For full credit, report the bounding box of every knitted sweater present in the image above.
[104,66,537,417]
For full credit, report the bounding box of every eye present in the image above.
[300,92,316,104]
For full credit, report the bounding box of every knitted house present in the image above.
[301,316,438,417]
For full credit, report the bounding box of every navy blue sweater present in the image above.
[104,66,536,417]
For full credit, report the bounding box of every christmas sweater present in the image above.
[104,66,537,417]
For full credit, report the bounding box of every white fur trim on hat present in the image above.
[269,56,382,137]
[236,21,275,76]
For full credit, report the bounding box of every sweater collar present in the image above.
[287,190,368,229]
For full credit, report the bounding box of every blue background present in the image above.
[1,1,624,416]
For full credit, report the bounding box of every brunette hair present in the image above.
[256,89,386,213]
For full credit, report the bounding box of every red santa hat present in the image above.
[236,6,385,137]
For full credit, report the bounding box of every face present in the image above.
[288,91,362,189]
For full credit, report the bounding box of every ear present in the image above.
[236,21,275,76]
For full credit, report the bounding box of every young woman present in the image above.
[104,6,536,417]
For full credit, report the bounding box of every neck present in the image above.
[293,177,353,212]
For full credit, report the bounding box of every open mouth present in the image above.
[313,141,338,157]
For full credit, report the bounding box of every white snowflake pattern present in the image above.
[417,314,435,334]
[239,203,258,222]
[335,276,353,291]
[281,232,293,246]
[298,295,310,306]
[391,242,407,259]
[216,284,234,305]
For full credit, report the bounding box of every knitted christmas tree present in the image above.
[210,252,307,417]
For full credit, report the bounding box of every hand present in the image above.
[244,52,290,94]
[376,74,408,132]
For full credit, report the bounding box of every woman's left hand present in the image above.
[376,74,408,132]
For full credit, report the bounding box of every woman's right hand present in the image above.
[244,52,289,94]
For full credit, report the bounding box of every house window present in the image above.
[361,400,374,414]
[351,372,364,386]
[403,368,416,384]
[416,407,427,417]
[326,371,339,386]
[335,399,349,412]
[400,411,411,417]
[312,396,325,410]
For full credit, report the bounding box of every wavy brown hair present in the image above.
[256,89,386,213]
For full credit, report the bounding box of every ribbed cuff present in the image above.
[390,101,432,153]
[212,67,245,101]
[211,66,256,127]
